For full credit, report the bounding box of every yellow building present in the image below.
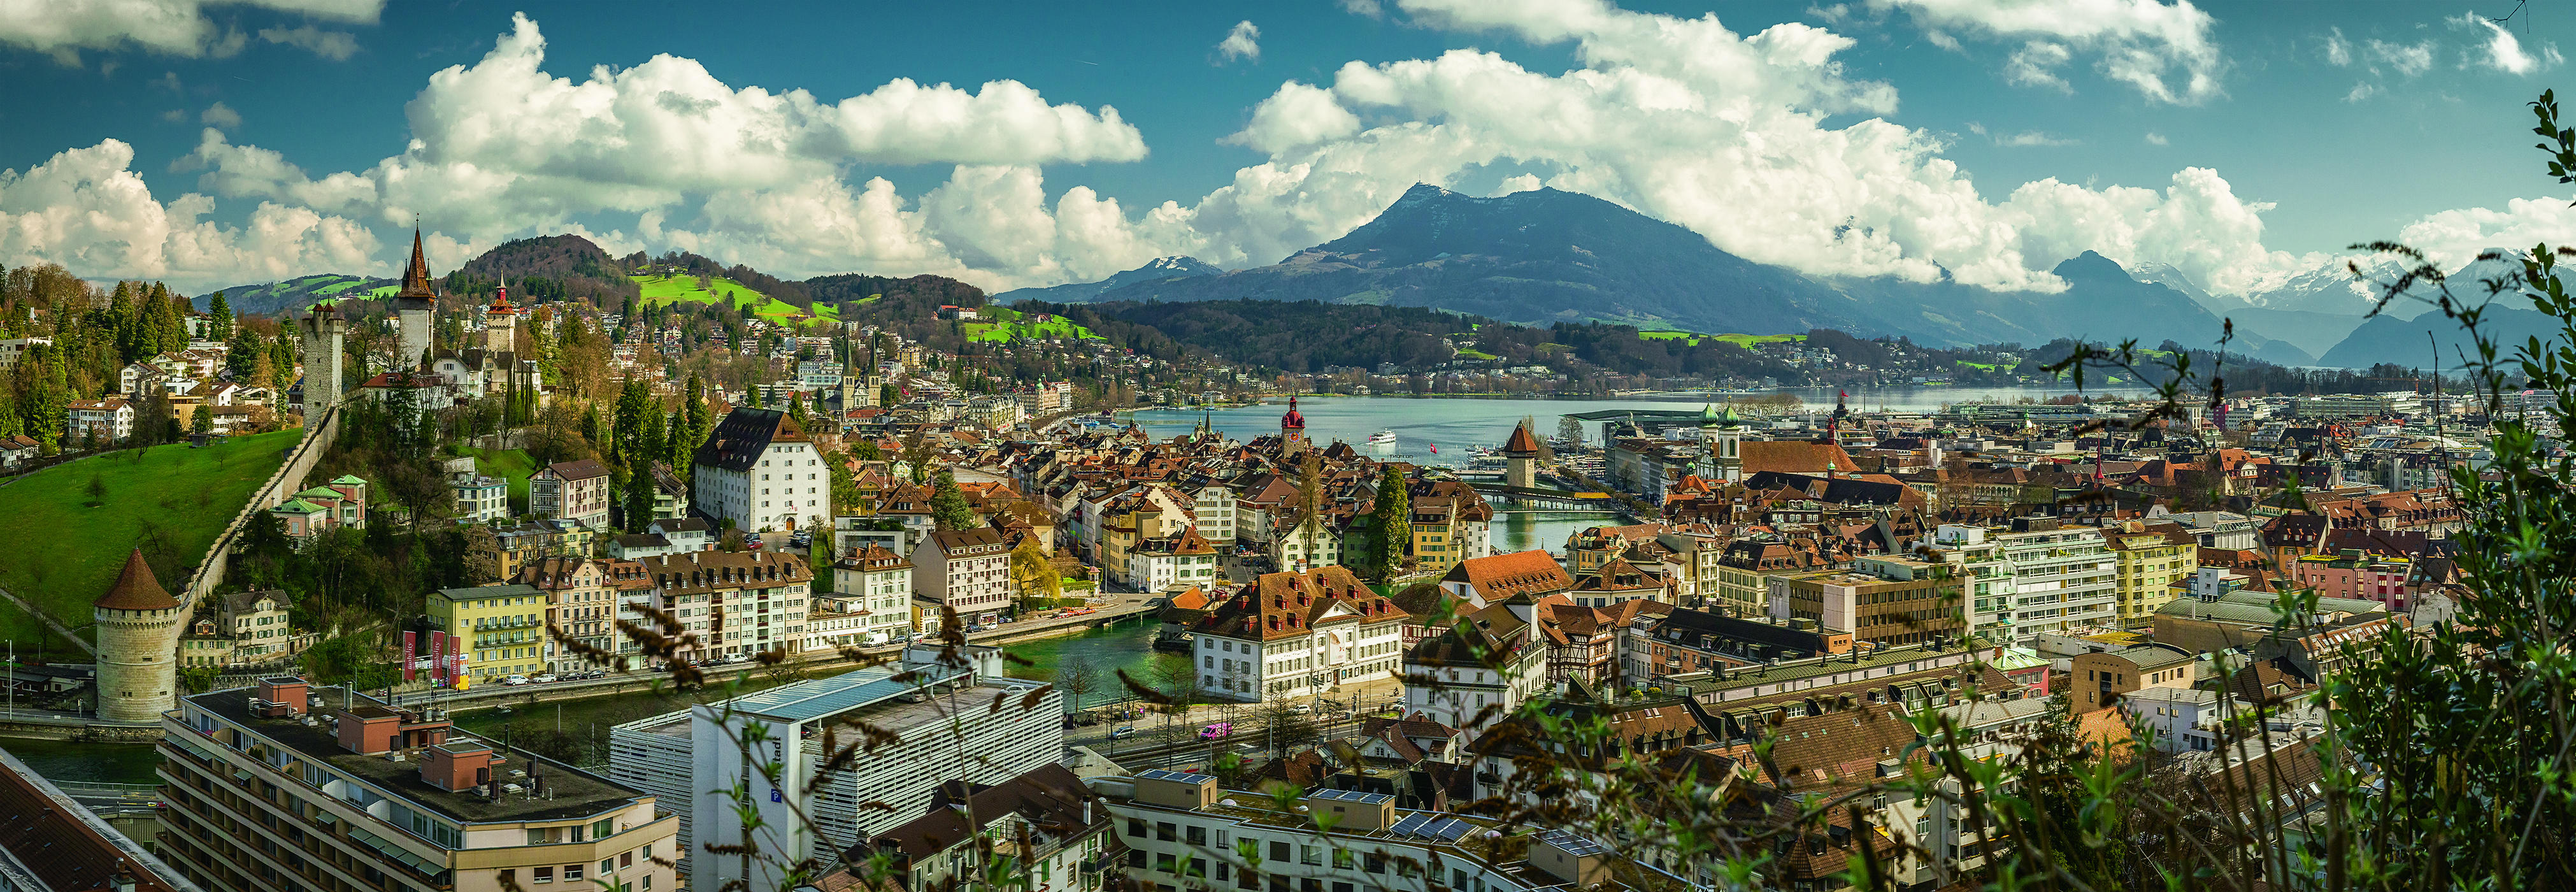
[428,582,550,680]
[2103,521,2197,624]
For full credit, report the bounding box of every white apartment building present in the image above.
[913,527,1012,628]
[452,473,508,523]
[608,653,1059,892]
[0,336,52,368]
[825,543,914,645]
[1926,522,2114,639]
[2121,686,2247,754]
[1126,528,1220,594]
[1991,522,2117,635]
[634,549,812,662]
[691,406,826,533]
[1184,566,1408,702]
[1187,484,1236,543]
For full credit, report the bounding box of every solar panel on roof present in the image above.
[1537,830,1610,856]
[1136,768,1204,783]
[1433,819,1472,841]
[1389,813,1433,837]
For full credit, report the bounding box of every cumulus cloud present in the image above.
[2323,27,2352,66]
[2144,131,2168,145]
[2396,194,2576,271]
[2455,14,2557,75]
[0,139,379,291]
[258,24,357,61]
[200,101,241,129]
[1870,0,2224,104]
[0,0,381,64]
[1217,20,1260,64]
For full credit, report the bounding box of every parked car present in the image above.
[1199,723,1233,740]
[1109,726,1137,740]
[503,675,529,686]
[529,673,557,683]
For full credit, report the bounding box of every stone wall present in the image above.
[183,404,343,605]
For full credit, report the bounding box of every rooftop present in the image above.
[183,686,647,823]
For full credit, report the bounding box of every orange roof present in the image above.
[1443,549,1574,602]
[1741,440,1857,475]
[1501,424,1542,455]
[96,549,178,611]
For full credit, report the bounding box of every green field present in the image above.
[962,305,1101,343]
[1456,349,1499,360]
[0,429,303,651]
[631,273,833,325]
[456,446,536,506]
[1636,331,1807,348]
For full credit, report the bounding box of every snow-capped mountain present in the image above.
[991,256,1224,303]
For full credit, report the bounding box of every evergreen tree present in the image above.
[787,391,806,425]
[624,458,658,531]
[207,291,233,342]
[225,324,259,378]
[928,471,977,531]
[1367,464,1410,581]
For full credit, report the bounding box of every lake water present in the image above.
[1122,388,2147,467]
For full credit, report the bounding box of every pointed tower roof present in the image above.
[397,229,434,297]
[96,549,178,611]
[1501,422,1542,456]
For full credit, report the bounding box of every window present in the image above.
[534,867,555,883]
[601,859,615,876]
[1190,858,1208,879]
[1187,826,1206,845]
[1270,841,1290,863]
[1155,854,1177,874]
[622,852,633,868]
[1127,851,1147,869]
[566,865,585,882]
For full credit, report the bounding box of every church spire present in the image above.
[397,228,435,298]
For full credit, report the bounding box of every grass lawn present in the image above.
[632,273,839,327]
[1636,331,1806,348]
[1456,349,1499,360]
[0,429,303,651]
[963,305,1101,342]
[457,446,536,505]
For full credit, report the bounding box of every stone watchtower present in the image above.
[94,549,185,723]
[1501,421,1542,489]
[299,302,347,412]
[390,229,439,370]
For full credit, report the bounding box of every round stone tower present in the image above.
[94,549,186,723]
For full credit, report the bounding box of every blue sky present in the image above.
[1,0,2570,298]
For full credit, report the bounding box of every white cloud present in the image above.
[258,24,357,61]
[2003,41,2073,92]
[2343,81,2375,103]
[159,108,185,123]
[1227,82,1361,154]
[1338,0,1384,18]
[1491,173,1545,196]
[0,0,380,64]
[200,101,240,129]
[1993,129,2075,147]
[2456,14,2554,75]
[2396,194,2576,271]
[1870,0,2224,104]
[1922,29,1961,51]
[1217,20,1261,64]
[2144,131,2168,145]
[0,139,378,291]
[2366,38,2434,76]
[2324,27,2352,66]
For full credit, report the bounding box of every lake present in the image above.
[1122,388,2147,468]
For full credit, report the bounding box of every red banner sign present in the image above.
[401,631,417,682]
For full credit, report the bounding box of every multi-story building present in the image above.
[2120,686,2247,753]
[1436,549,1574,610]
[2101,520,2197,624]
[1182,566,1409,702]
[1185,483,1236,544]
[452,471,508,523]
[66,398,134,443]
[692,406,826,533]
[1126,527,1220,593]
[1922,524,2015,639]
[158,677,677,892]
[829,765,1113,892]
[635,549,812,662]
[1710,538,1828,617]
[1107,770,1637,892]
[0,336,54,369]
[1402,601,1547,730]
[2284,549,2449,615]
[827,543,915,645]
[607,654,1059,892]
[516,557,646,674]
[912,528,1011,629]
[177,589,311,668]
[426,582,550,682]
[1991,521,2117,636]
[0,745,196,892]
[2069,643,2196,715]
[1766,555,1964,647]
[529,459,611,529]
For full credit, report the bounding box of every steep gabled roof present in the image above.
[695,407,795,472]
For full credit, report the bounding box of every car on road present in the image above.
[529,673,557,683]
[1109,726,1137,740]
[503,675,529,686]
[1199,723,1233,740]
